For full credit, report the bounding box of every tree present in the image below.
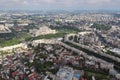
[69,36,73,40]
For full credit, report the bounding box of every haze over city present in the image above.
[0,0,120,10]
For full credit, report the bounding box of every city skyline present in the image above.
[0,0,120,11]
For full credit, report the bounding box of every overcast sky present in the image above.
[0,0,120,10]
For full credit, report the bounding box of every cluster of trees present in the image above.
[25,23,37,30]
[50,25,81,33]
[91,23,111,30]
[0,38,20,47]
[26,33,66,41]
[0,33,31,47]
[0,33,15,39]
[106,50,120,58]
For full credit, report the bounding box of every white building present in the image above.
[56,67,74,80]
[29,26,56,36]
[116,74,120,80]
[0,43,27,52]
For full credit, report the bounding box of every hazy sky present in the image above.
[0,0,120,10]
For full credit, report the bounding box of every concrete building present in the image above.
[56,67,74,80]
[29,26,56,36]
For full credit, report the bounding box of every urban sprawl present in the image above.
[0,11,120,80]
